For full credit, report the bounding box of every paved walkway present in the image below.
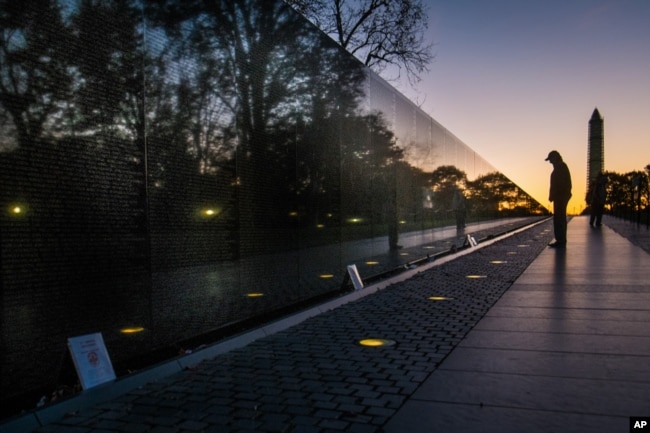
[385,216,650,433]
[604,214,650,256]
[3,216,649,433]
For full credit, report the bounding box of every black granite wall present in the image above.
[0,0,546,414]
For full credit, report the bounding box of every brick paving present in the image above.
[27,218,562,433]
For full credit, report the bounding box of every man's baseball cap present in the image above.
[545,150,560,161]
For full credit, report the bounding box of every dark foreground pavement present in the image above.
[3,215,649,433]
[384,215,650,433]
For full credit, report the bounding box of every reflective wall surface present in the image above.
[0,0,546,412]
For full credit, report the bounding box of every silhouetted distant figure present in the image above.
[587,172,607,227]
[545,150,572,248]
[452,187,467,231]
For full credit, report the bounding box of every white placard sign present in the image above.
[67,332,116,390]
[347,264,364,290]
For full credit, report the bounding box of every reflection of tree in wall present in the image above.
[429,165,468,214]
[282,13,367,230]
[0,1,74,149]
[0,0,547,266]
[148,0,425,252]
[146,0,370,254]
[146,1,299,255]
[0,0,149,284]
[145,0,487,252]
[468,172,520,217]
[395,161,429,226]
[339,112,405,247]
[427,168,540,218]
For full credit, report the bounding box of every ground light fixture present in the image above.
[319,274,334,279]
[358,338,396,347]
[120,327,145,335]
[428,296,453,301]
[490,260,508,264]
[466,275,487,279]
[246,293,264,298]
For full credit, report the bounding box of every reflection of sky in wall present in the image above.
[366,69,498,180]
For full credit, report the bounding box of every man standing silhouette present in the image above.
[546,150,572,248]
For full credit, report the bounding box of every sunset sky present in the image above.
[394,0,650,214]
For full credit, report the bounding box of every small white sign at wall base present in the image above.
[466,234,478,247]
[347,264,364,290]
[67,332,116,390]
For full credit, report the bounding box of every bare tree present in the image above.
[285,0,434,85]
